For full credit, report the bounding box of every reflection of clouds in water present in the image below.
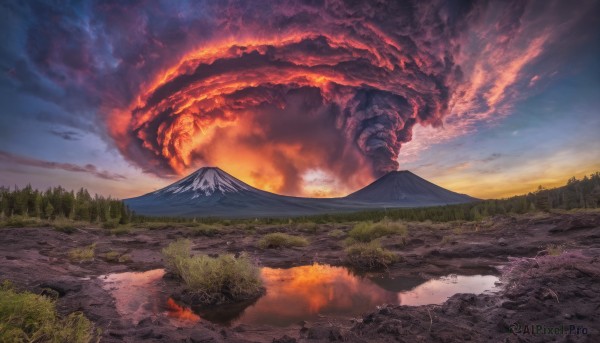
[101,269,166,324]
[101,266,499,328]
[398,275,499,306]
[238,264,400,326]
[166,298,200,324]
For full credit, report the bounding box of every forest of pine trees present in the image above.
[0,185,131,224]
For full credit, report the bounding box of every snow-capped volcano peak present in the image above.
[155,167,250,198]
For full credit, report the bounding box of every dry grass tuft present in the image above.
[257,233,308,249]
[0,281,100,342]
[348,219,407,243]
[68,243,96,262]
[162,239,263,304]
[345,240,399,270]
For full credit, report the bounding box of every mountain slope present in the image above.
[149,167,252,199]
[345,170,477,206]
[125,167,353,217]
[125,167,477,218]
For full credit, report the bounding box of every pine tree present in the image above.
[45,202,54,219]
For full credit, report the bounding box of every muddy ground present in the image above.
[1,211,599,342]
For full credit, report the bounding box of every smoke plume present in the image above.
[9,0,572,195]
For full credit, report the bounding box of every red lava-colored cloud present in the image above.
[108,6,462,195]
[103,1,555,195]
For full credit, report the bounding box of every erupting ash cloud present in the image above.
[108,0,470,193]
[12,0,575,195]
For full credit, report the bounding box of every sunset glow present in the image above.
[0,1,598,198]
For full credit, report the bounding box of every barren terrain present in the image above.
[1,211,599,342]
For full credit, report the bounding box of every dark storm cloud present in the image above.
[0,150,126,180]
[48,129,83,141]
[2,0,591,194]
[104,0,480,183]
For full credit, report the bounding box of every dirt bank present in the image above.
[1,211,598,342]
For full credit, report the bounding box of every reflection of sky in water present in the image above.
[101,264,499,328]
[397,274,500,306]
[101,269,166,325]
[101,269,200,326]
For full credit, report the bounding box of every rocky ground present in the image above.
[1,210,599,342]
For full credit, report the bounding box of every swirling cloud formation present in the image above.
[9,0,571,195]
[108,0,471,194]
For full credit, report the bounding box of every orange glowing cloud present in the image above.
[105,1,558,196]
[108,27,458,195]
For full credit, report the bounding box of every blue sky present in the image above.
[0,0,598,199]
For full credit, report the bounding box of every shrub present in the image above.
[68,244,96,262]
[117,254,132,263]
[102,221,118,230]
[296,222,319,234]
[328,229,345,238]
[103,251,131,263]
[257,233,308,249]
[190,224,220,237]
[132,222,170,230]
[0,281,100,342]
[546,243,566,256]
[345,241,398,270]
[0,216,43,228]
[239,223,257,231]
[143,222,169,230]
[440,236,454,245]
[162,239,192,275]
[162,240,263,304]
[52,219,79,234]
[109,226,131,236]
[103,251,120,262]
[348,220,407,243]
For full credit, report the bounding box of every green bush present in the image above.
[52,219,79,234]
[546,243,566,256]
[348,220,407,243]
[162,239,192,274]
[190,224,220,237]
[328,229,345,238]
[103,251,131,263]
[109,226,131,236]
[162,240,263,304]
[0,281,100,342]
[0,216,43,228]
[345,241,398,270]
[140,222,169,230]
[440,236,454,245]
[68,244,96,262]
[296,222,319,234]
[101,220,118,230]
[257,233,308,249]
[103,251,120,262]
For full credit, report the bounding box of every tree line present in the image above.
[0,185,131,224]
[133,171,600,224]
[301,171,600,223]
[1,172,599,225]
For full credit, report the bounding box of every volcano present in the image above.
[124,167,344,217]
[345,170,476,206]
[125,167,477,218]
[149,167,252,199]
